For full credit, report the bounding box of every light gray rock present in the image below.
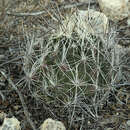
[98,0,129,22]
[0,117,21,130]
[40,118,66,130]
[127,18,130,26]
[126,120,130,126]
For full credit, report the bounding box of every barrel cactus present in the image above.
[20,10,118,128]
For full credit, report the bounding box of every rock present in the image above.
[127,18,130,26]
[126,120,130,126]
[0,117,21,130]
[40,118,66,130]
[98,0,129,22]
[56,9,108,39]
[126,120,130,130]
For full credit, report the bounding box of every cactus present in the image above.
[20,10,121,128]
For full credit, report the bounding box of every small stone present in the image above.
[98,0,129,22]
[0,117,21,130]
[127,18,130,26]
[13,105,20,111]
[126,120,130,126]
[40,118,66,130]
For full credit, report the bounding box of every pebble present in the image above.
[126,120,130,126]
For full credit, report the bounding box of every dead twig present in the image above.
[6,1,97,17]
